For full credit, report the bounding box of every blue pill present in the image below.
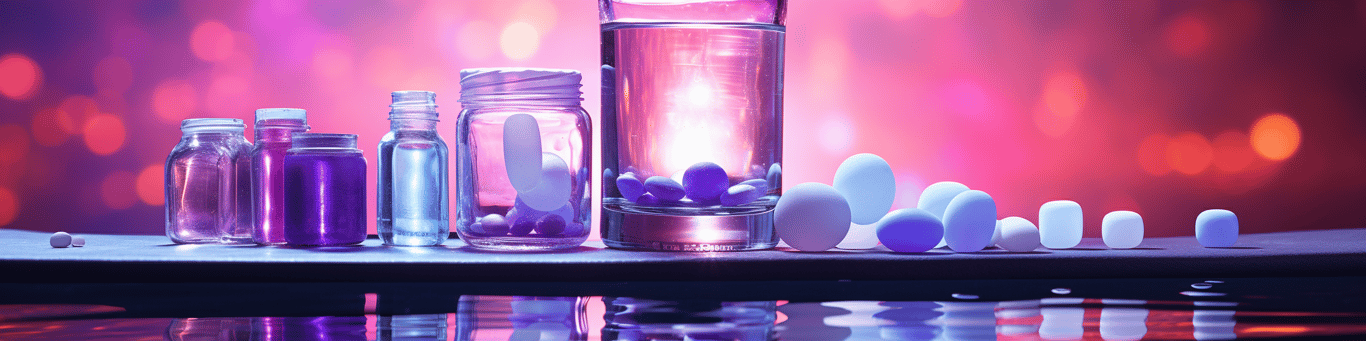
[477,214,510,236]
[509,217,536,237]
[875,208,943,253]
[616,172,645,201]
[603,168,618,197]
[943,190,997,252]
[766,163,781,187]
[636,192,660,205]
[740,178,769,194]
[720,184,762,206]
[536,214,566,236]
[833,153,896,225]
[1196,209,1238,247]
[644,176,686,201]
[683,162,729,202]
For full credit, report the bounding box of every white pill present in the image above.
[997,216,1040,252]
[1196,209,1238,247]
[943,190,997,252]
[503,114,543,193]
[50,232,72,248]
[1102,210,1143,249]
[517,153,572,212]
[1039,200,1083,249]
[71,236,86,247]
[775,182,852,252]
[833,153,896,225]
[836,222,879,250]
[919,181,970,248]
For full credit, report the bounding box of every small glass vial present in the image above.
[378,91,450,246]
[250,108,310,245]
[165,118,252,244]
[284,133,367,246]
[456,68,592,251]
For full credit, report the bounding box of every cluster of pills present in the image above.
[614,162,776,207]
[774,153,1241,253]
[50,232,86,248]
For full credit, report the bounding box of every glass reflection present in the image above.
[457,296,587,341]
[603,298,775,341]
[165,317,253,340]
[1193,302,1238,341]
[1099,301,1148,341]
[873,301,941,340]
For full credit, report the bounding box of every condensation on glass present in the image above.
[600,0,785,251]
[165,118,253,244]
[378,91,450,247]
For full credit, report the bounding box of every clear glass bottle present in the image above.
[599,0,785,251]
[455,68,592,251]
[251,108,310,245]
[284,133,368,246]
[165,118,253,244]
[378,91,450,246]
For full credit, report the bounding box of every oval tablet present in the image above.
[997,216,1040,252]
[719,184,762,207]
[616,172,645,201]
[740,178,769,194]
[943,190,997,252]
[775,182,852,252]
[1039,200,1083,249]
[1102,210,1143,249]
[503,114,543,193]
[833,153,896,225]
[71,236,86,247]
[917,181,970,219]
[1196,209,1238,247]
[643,176,686,202]
[682,162,729,202]
[477,214,511,236]
[518,153,572,211]
[50,232,72,248]
[875,208,942,253]
[536,214,566,236]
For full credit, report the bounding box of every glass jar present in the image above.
[284,133,367,246]
[378,91,450,247]
[455,68,592,251]
[165,118,253,244]
[599,0,785,251]
[250,108,310,245]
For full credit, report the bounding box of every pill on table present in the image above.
[833,153,897,225]
[1102,210,1143,249]
[644,176,686,202]
[997,216,1040,252]
[503,114,543,193]
[720,184,762,207]
[683,162,729,203]
[71,236,85,247]
[616,172,645,201]
[875,208,942,253]
[50,232,72,248]
[775,182,851,252]
[1039,200,1083,249]
[1196,209,1238,247]
[517,153,572,212]
[836,221,880,250]
[917,181,970,219]
[536,214,566,236]
[943,190,997,252]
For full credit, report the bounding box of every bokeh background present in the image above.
[1,0,1363,239]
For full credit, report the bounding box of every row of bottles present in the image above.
[164,68,591,250]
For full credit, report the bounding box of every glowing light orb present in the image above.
[136,164,164,206]
[1250,113,1301,161]
[1166,132,1213,175]
[83,114,127,156]
[500,22,540,60]
[0,54,42,101]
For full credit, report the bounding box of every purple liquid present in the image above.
[252,119,307,245]
[284,152,367,246]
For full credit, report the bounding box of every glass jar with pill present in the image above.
[455,68,592,251]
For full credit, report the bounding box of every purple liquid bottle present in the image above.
[251,108,309,245]
[284,133,368,246]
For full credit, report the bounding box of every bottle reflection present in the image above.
[165,317,253,341]
[1038,298,1085,340]
[775,302,851,340]
[1193,301,1237,340]
[255,316,369,341]
[1099,300,1148,341]
[995,300,1041,336]
[931,301,998,341]
[873,301,941,340]
[820,301,892,340]
[603,298,775,341]
[378,314,446,340]
[458,296,587,341]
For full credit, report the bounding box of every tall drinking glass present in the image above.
[599,0,785,251]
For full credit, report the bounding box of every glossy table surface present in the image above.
[2,228,1363,282]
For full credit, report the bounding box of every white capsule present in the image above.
[517,153,572,212]
[503,114,543,193]
[71,236,86,247]
[833,153,896,225]
[943,190,996,252]
[1196,209,1238,247]
[1039,200,1083,249]
[1102,210,1143,249]
[50,232,72,248]
[997,216,1040,252]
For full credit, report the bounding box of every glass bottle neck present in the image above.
[389,116,438,131]
[255,122,309,142]
[182,131,244,143]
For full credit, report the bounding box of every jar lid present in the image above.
[181,118,244,133]
[459,68,583,105]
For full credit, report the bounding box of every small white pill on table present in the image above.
[1102,210,1143,249]
[71,236,85,247]
[833,153,896,225]
[1039,200,1083,249]
[50,232,72,248]
[943,190,997,252]
[997,216,1040,252]
[775,182,851,252]
[1196,209,1238,247]
[918,181,969,248]
[836,221,879,250]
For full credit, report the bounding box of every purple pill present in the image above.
[477,214,510,236]
[683,162,729,202]
[740,178,769,194]
[616,172,645,201]
[636,193,660,205]
[535,214,567,236]
[720,184,763,206]
[509,217,536,237]
[644,176,686,201]
[563,222,586,236]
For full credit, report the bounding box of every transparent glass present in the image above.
[600,0,785,251]
[284,133,367,246]
[165,118,252,244]
[456,69,592,251]
[602,298,776,340]
[250,108,309,245]
[378,91,450,247]
[457,296,589,341]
